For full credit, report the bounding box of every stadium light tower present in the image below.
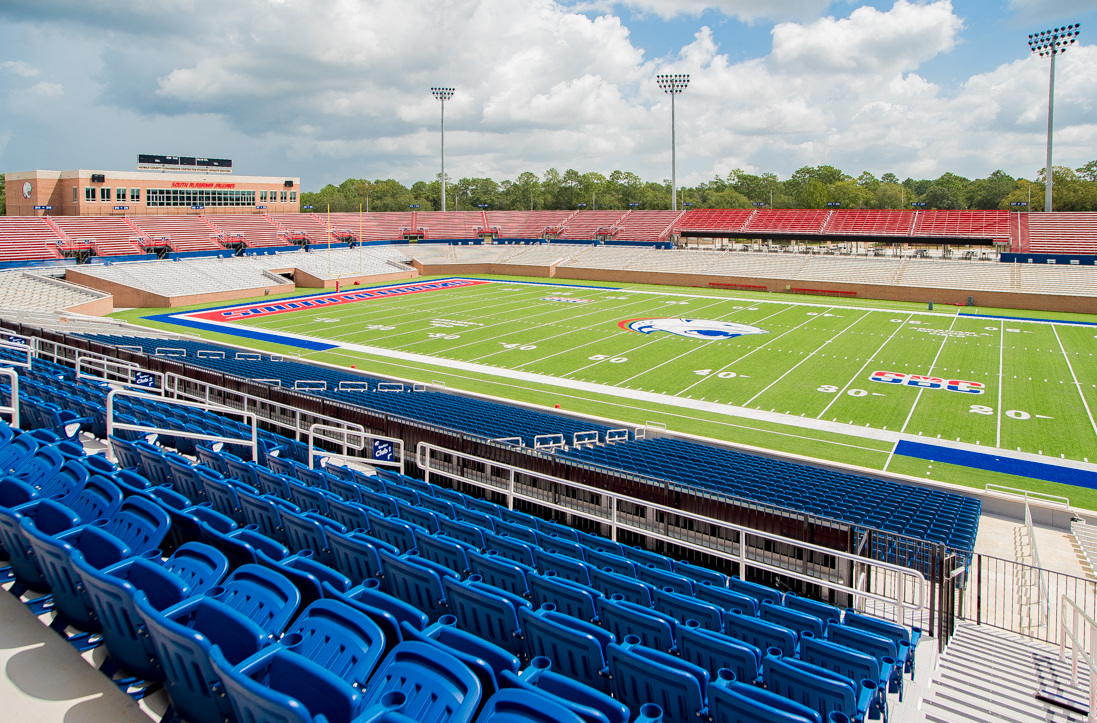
[656,73,689,211]
[431,86,455,211]
[1028,24,1080,212]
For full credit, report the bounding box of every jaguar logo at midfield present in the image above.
[619,317,768,340]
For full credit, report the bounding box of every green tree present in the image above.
[1077,160,1097,182]
[924,185,962,209]
[799,179,828,209]
[873,183,904,209]
[965,170,1016,210]
[827,180,873,208]
[0,175,5,216]
[855,171,881,192]
[880,173,899,186]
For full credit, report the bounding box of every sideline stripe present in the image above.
[896,440,1097,488]
[960,312,1097,328]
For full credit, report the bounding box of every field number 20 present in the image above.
[590,355,628,363]
[970,405,1034,420]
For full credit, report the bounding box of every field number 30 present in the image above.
[970,405,1032,420]
[818,385,867,396]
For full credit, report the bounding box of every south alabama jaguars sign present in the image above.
[619,317,768,340]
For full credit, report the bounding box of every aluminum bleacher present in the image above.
[0,269,109,312]
[208,215,294,249]
[559,211,627,241]
[911,210,1010,242]
[1027,212,1097,254]
[267,212,336,246]
[611,211,684,242]
[675,209,756,235]
[418,211,487,240]
[745,210,832,235]
[128,216,225,253]
[823,211,915,237]
[52,217,145,256]
[490,211,573,239]
[325,212,415,242]
[0,217,64,261]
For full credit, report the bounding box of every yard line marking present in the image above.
[395,291,672,353]
[671,306,827,397]
[996,320,1004,449]
[1052,323,1097,443]
[744,311,870,408]
[613,337,710,386]
[895,313,956,438]
[470,295,732,364]
[816,312,912,420]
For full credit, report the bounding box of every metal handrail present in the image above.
[0,368,20,428]
[1026,500,1053,628]
[106,387,259,461]
[986,483,1071,509]
[417,440,927,614]
[1060,594,1097,721]
[308,422,405,475]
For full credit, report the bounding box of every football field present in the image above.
[128,275,1097,505]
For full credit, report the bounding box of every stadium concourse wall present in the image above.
[292,266,418,289]
[413,259,1097,314]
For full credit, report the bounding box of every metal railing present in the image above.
[105,387,260,462]
[1023,499,1053,633]
[986,483,1071,509]
[417,440,927,617]
[307,422,406,476]
[0,367,19,428]
[1060,595,1097,721]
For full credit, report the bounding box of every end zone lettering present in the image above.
[190,279,489,322]
[870,371,985,395]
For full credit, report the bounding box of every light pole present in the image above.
[656,73,689,211]
[431,86,455,211]
[1028,24,1080,212]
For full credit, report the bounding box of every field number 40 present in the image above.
[970,405,1035,420]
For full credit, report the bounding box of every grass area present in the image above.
[111,273,1097,502]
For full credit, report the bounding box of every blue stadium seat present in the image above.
[534,548,594,585]
[381,549,457,623]
[708,669,824,723]
[799,637,891,720]
[469,549,534,599]
[724,610,797,659]
[500,655,629,723]
[328,529,397,587]
[444,576,531,659]
[676,620,763,686]
[842,610,920,678]
[761,600,826,640]
[518,604,614,694]
[528,571,602,624]
[654,587,722,632]
[607,636,709,723]
[474,688,586,723]
[763,652,875,723]
[598,596,677,655]
[403,616,520,702]
[360,641,483,723]
[589,567,656,608]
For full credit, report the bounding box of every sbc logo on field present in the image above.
[870,371,985,394]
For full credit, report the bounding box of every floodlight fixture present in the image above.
[656,73,690,211]
[431,87,456,211]
[1028,24,1080,212]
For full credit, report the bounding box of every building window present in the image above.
[280,191,287,202]
[260,191,267,202]
[130,188,140,202]
[101,187,111,202]
[289,191,297,202]
[145,189,257,207]
[86,187,96,201]
[117,188,126,201]
[73,187,78,203]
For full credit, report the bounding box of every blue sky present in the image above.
[1,0,1095,190]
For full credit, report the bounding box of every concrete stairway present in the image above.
[921,621,1090,723]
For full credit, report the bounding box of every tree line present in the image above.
[301,162,1097,214]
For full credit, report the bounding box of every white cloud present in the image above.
[0,60,38,77]
[610,0,830,22]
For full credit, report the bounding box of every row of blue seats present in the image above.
[75,333,980,553]
[562,438,979,552]
[0,421,853,723]
[79,334,617,447]
[161,440,921,723]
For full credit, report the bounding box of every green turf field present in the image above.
[116,274,1097,506]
